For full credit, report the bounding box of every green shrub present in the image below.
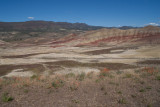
[117,91,122,94]
[52,82,58,88]
[140,81,145,84]
[72,99,79,104]
[118,98,127,104]
[156,75,160,80]
[123,73,133,78]
[65,73,75,78]
[146,86,152,90]
[77,72,85,81]
[30,75,38,80]
[100,86,105,91]
[24,89,29,93]
[147,103,152,107]
[69,84,78,91]
[95,79,101,83]
[139,89,145,92]
[104,92,107,95]
[99,71,109,77]
[109,81,119,86]
[116,70,123,75]
[52,78,65,89]
[87,72,94,79]
[131,94,136,98]
[99,70,114,79]
[134,69,140,73]
[2,92,14,102]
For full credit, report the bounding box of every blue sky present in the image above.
[0,0,160,27]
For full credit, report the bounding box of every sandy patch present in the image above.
[54,67,100,75]
[3,69,34,77]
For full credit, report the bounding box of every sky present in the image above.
[0,0,160,27]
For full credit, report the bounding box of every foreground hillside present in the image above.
[0,69,160,107]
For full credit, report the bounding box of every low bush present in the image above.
[2,92,14,102]
[118,98,127,104]
[123,73,133,78]
[77,72,85,81]
[24,89,29,93]
[87,72,94,79]
[69,82,79,91]
[116,70,123,75]
[30,75,38,80]
[156,75,160,80]
[72,99,79,104]
[52,78,65,89]
[99,68,110,78]
[139,89,145,92]
[65,73,75,78]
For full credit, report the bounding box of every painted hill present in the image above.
[49,25,160,47]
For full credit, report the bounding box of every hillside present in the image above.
[0,21,141,42]
[48,25,160,47]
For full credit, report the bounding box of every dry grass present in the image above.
[0,67,160,106]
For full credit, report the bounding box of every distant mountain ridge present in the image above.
[0,21,104,32]
[0,21,141,32]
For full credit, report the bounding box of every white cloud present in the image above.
[148,22,159,26]
[28,17,34,19]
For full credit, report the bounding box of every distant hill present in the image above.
[118,26,140,30]
[49,25,160,47]
[0,21,104,32]
[0,21,141,32]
